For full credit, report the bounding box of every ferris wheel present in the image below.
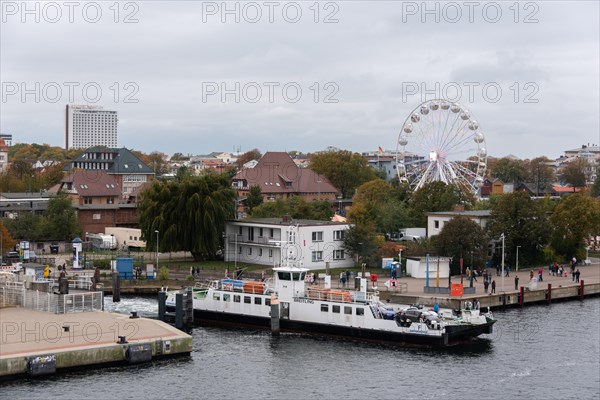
[396,99,487,193]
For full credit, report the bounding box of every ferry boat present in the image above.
[165,266,496,347]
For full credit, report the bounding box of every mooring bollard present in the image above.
[270,295,280,336]
[112,273,120,303]
[158,291,166,321]
[579,280,584,301]
[519,286,524,307]
[547,283,552,305]
[185,287,194,325]
[175,293,184,329]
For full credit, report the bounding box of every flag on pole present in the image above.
[378,146,383,153]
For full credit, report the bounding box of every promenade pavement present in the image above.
[373,262,600,298]
[323,263,600,297]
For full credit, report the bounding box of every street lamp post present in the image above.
[516,245,521,272]
[398,248,403,274]
[155,230,159,272]
[500,233,505,293]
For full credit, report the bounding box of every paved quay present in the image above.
[372,263,600,309]
[0,307,192,378]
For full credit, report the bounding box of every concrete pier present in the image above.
[0,307,192,378]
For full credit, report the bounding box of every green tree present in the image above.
[4,212,44,241]
[342,202,385,265]
[488,157,527,183]
[245,185,263,212]
[171,152,186,161]
[525,157,556,196]
[139,173,237,261]
[250,196,333,221]
[146,152,169,174]
[591,167,600,197]
[39,162,66,189]
[43,192,79,240]
[562,158,590,188]
[432,216,487,268]
[309,150,377,198]
[550,193,600,261]
[486,192,549,265]
[352,179,414,234]
[409,181,474,227]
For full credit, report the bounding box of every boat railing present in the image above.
[194,281,214,290]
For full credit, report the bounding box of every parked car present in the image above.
[5,251,19,259]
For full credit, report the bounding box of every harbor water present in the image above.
[2,296,599,399]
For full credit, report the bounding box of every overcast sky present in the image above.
[1,1,598,159]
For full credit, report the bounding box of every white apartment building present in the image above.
[65,104,118,149]
[224,218,354,270]
[426,210,491,238]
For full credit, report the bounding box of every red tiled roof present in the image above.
[60,170,122,197]
[233,152,338,194]
[552,185,582,193]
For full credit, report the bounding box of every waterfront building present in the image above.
[224,217,353,270]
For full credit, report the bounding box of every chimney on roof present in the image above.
[453,204,465,212]
[282,215,292,223]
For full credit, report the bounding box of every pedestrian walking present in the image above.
[484,279,489,294]
[530,270,534,281]
[575,269,581,283]
[491,279,496,294]
[505,265,510,277]
[341,272,347,288]
[514,275,519,291]
[538,267,543,282]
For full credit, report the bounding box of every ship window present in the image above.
[223,294,230,302]
[292,272,301,281]
[244,296,251,304]
[254,297,262,305]
[213,293,220,301]
[320,304,328,312]
[332,305,340,313]
[265,298,271,306]
[277,272,291,280]
[356,308,364,316]
[234,295,240,303]
[344,306,352,315]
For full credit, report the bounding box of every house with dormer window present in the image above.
[65,146,155,199]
